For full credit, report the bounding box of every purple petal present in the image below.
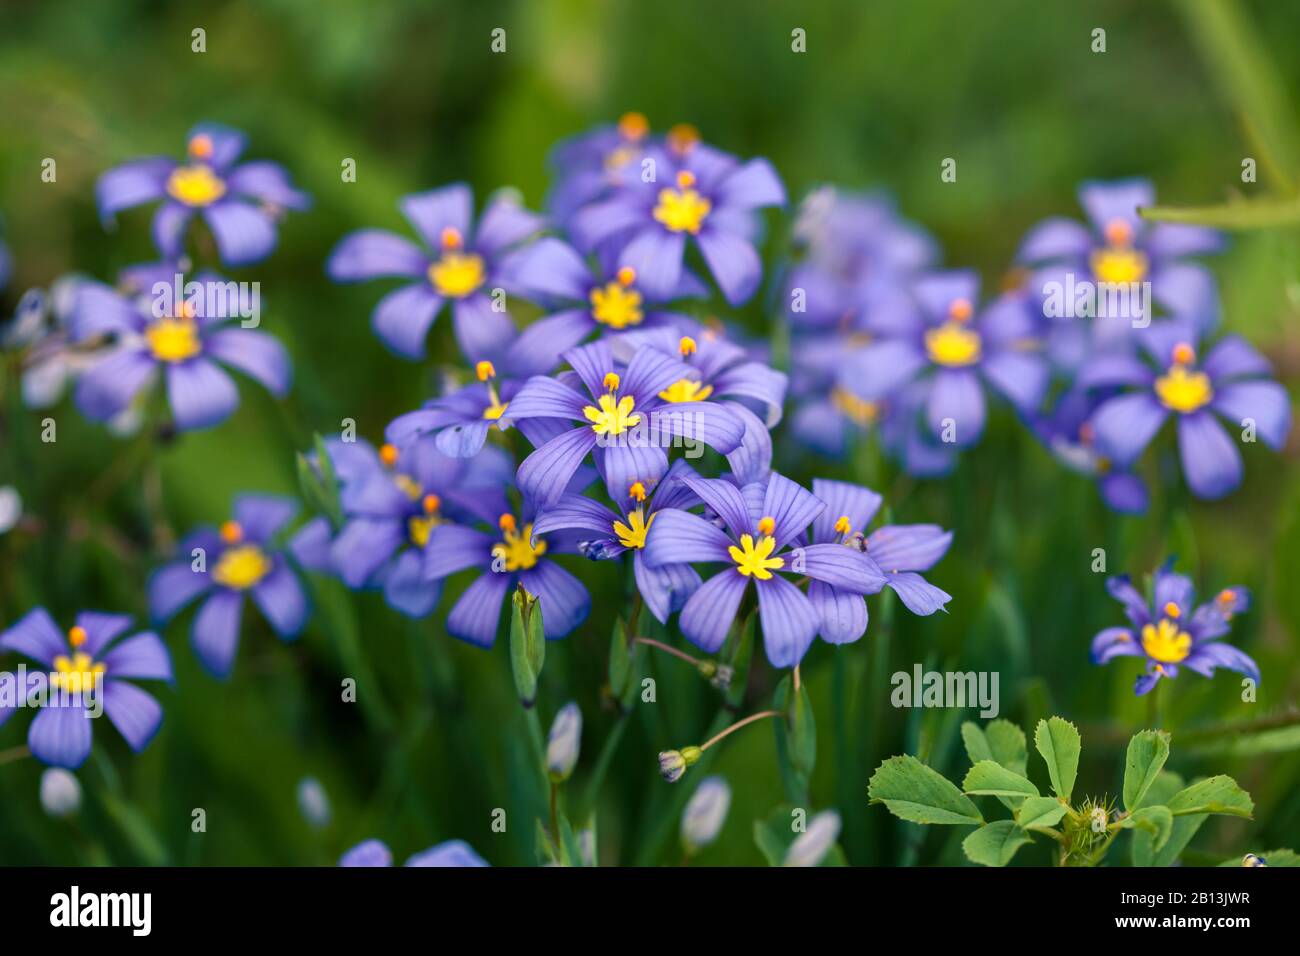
[1078,178,1154,235]
[810,479,882,542]
[1202,335,1273,381]
[69,282,146,340]
[1106,575,1150,627]
[152,202,194,259]
[716,158,785,209]
[166,358,239,430]
[103,681,164,752]
[982,350,1048,412]
[74,612,133,657]
[840,340,927,401]
[913,270,981,322]
[148,560,214,622]
[446,572,510,647]
[680,570,749,653]
[1090,626,1143,664]
[226,161,311,210]
[619,227,686,300]
[499,237,592,301]
[340,840,392,867]
[186,123,247,170]
[192,590,244,678]
[1075,352,1155,390]
[74,347,156,422]
[517,427,598,507]
[867,524,953,572]
[641,507,735,568]
[0,607,65,668]
[712,362,787,427]
[504,375,590,423]
[100,632,173,681]
[203,328,291,396]
[401,184,473,250]
[649,400,745,455]
[1177,410,1243,499]
[518,561,590,638]
[1090,392,1167,468]
[533,494,618,538]
[473,198,545,257]
[371,282,444,359]
[570,195,646,251]
[1151,262,1218,321]
[1016,217,1094,263]
[1153,564,1195,617]
[1145,223,1224,259]
[1182,642,1260,683]
[452,294,516,362]
[886,571,951,615]
[761,473,825,549]
[1099,472,1149,515]
[28,705,94,769]
[633,552,701,625]
[755,574,818,668]
[97,157,172,219]
[330,518,402,586]
[251,562,308,637]
[622,346,693,404]
[326,229,427,281]
[598,441,669,502]
[678,475,753,541]
[723,401,774,486]
[381,549,441,618]
[423,525,493,580]
[926,368,985,447]
[234,494,297,542]
[809,581,869,644]
[202,201,277,266]
[796,543,886,593]
[1213,380,1291,449]
[696,228,762,306]
[405,840,489,868]
[506,310,594,378]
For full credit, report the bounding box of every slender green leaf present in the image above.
[1034,717,1081,801]
[868,755,983,826]
[1141,195,1300,230]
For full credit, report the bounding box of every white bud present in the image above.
[681,775,731,850]
[782,810,841,866]
[40,768,82,817]
[546,702,582,782]
[0,485,21,535]
[296,776,331,828]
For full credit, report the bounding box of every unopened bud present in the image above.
[40,768,81,818]
[783,810,841,867]
[547,702,583,782]
[658,745,702,783]
[681,776,731,850]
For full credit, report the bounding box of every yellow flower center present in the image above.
[613,508,655,549]
[166,164,228,207]
[653,174,711,234]
[729,533,784,580]
[925,322,982,367]
[428,252,486,299]
[1141,618,1192,664]
[483,398,509,421]
[212,543,273,590]
[407,515,441,547]
[146,316,202,363]
[589,281,644,329]
[658,378,714,403]
[584,393,641,436]
[1154,364,1213,413]
[393,474,423,500]
[1090,246,1149,285]
[492,522,547,572]
[51,652,106,693]
[831,386,879,427]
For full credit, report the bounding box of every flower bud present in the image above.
[1242,853,1268,867]
[681,776,731,850]
[658,745,702,783]
[296,776,331,829]
[39,768,81,818]
[0,486,21,535]
[783,810,841,867]
[546,702,583,783]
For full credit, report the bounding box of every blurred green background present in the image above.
[1,0,1298,866]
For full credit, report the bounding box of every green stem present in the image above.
[579,712,630,821]
[0,745,30,766]
[633,709,730,866]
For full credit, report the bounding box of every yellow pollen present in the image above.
[629,481,647,502]
[616,266,637,286]
[483,397,509,421]
[603,372,621,391]
[590,281,644,329]
[212,543,273,590]
[379,444,400,467]
[757,516,776,536]
[1172,342,1196,366]
[925,322,982,367]
[407,514,440,548]
[166,164,227,207]
[188,134,214,160]
[678,336,697,356]
[676,170,696,189]
[146,316,202,363]
[948,298,973,323]
[1141,618,1192,664]
[729,533,784,580]
[498,513,517,533]
[428,251,486,299]
[393,474,422,500]
[1090,245,1149,285]
[653,184,711,234]
[1217,589,1236,605]
[1103,218,1133,247]
[1163,601,1181,619]
[834,516,852,535]
[613,508,655,549]
[422,494,441,515]
[658,378,714,403]
[584,393,641,436]
[667,124,700,154]
[618,111,649,141]
[220,520,244,544]
[440,227,464,250]
[831,387,879,427]
[476,360,496,381]
[68,626,88,648]
[492,522,547,572]
[51,652,106,693]
[1154,364,1213,413]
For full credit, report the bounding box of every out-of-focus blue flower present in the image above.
[40,768,83,818]
[570,134,785,305]
[96,123,310,266]
[326,184,544,360]
[1031,386,1149,514]
[384,360,534,460]
[546,112,658,223]
[681,775,731,851]
[1091,560,1259,696]
[0,609,172,769]
[296,777,331,829]
[546,701,583,782]
[339,838,488,867]
[66,270,290,432]
[1080,318,1290,500]
[148,495,318,678]
[783,810,841,867]
[0,214,11,292]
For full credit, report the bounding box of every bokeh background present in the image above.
[1,0,1298,865]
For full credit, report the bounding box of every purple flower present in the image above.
[1082,319,1291,499]
[96,123,310,266]
[546,112,658,223]
[571,138,785,305]
[148,495,316,678]
[326,184,544,360]
[0,216,10,292]
[339,838,488,867]
[533,459,703,624]
[1019,178,1224,321]
[1091,561,1258,696]
[841,271,1050,449]
[641,472,886,667]
[385,359,540,459]
[1032,386,1149,514]
[324,436,510,618]
[67,273,290,431]
[499,236,706,372]
[506,340,745,506]
[0,609,172,769]
[805,479,952,645]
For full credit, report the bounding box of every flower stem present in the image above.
[549,781,560,844]
[0,745,30,766]
[633,635,701,667]
[700,709,782,752]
